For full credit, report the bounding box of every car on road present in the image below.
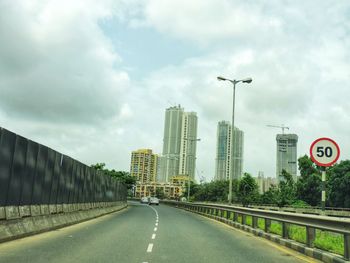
[148,197,159,205]
[140,197,149,204]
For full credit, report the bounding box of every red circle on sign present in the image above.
[310,137,340,167]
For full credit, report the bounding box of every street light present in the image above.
[184,137,201,202]
[217,75,252,204]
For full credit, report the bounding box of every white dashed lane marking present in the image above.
[147,243,153,253]
[152,234,156,239]
[154,227,157,232]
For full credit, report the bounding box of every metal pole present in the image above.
[188,175,191,201]
[229,81,236,204]
[322,168,326,211]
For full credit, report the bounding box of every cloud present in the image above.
[1,0,350,180]
[141,0,282,45]
[0,0,129,124]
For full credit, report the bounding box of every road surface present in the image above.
[0,202,318,263]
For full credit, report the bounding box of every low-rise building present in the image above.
[135,182,184,199]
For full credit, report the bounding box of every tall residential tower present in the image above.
[130,149,158,183]
[159,105,198,182]
[215,121,244,181]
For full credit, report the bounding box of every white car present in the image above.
[149,197,159,205]
[140,197,149,204]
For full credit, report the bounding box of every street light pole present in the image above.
[217,76,252,204]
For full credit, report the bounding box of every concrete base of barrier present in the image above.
[0,207,5,220]
[175,206,348,263]
[0,202,127,243]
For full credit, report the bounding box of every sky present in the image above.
[1,0,350,182]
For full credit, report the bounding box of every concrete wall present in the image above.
[0,201,127,243]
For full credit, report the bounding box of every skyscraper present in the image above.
[215,121,231,181]
[130,149,158,183]
[276,134,298,182]
[215,121,244,181]
[179,111,198,181]
[232,126,244,180]
[159,105,198,182]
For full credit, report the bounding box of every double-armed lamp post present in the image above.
[217,76,252,204]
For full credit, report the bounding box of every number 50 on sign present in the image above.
[310,138,340,167]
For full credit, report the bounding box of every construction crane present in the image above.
[267,124,289,134]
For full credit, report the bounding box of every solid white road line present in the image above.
[152,234,156,239]
[147,243,153,253]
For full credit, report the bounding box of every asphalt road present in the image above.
[0,202,318,263]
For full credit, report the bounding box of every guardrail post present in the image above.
[265,219,271,233]
[252,216,257,229]
[282,222,289,239]
[306,226,316,248]
[226,210,230,220]
[233,212,238,222]
[242,214,246,225]
[345,233,350,260]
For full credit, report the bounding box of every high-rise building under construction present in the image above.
[276,134,298,182]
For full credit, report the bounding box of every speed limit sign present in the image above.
[310,138,340,167]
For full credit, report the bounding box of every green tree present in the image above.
[191,180,238,203]
[237,173,259,206]
[260,185,279,205]
[327,160,350,208]
[296,155,322,206]
[90,163,136,190]
[276,169,297,207]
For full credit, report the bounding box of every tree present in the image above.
[191,180,237,203]
[327,160,350,208]
[296,155,322,206]
[237,173,259,206]
[90,163,136,190]
[276,169,297,207]
[260,185,279,205]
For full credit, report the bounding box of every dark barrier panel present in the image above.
[67,157,75,204]
[89,168,96,203]
[96,171,102,202]
[41,148,55,204]
[49,152,61,204]
[0,129,16,206]
[6,135,28,206]
[83,166,90,203]
[77,162,85,203]
[62,156,73,204]
[100,175,106,202]
[0,127,127,207]
[21,140,39,205]
[32,145,48,205]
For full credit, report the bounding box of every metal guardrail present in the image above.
[164,201,350,261]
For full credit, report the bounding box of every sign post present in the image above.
[310,138,340,211]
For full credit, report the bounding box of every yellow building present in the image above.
[130,149,158,183]
[135,182,184,199]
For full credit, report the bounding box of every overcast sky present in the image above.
[1,0,350,181]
